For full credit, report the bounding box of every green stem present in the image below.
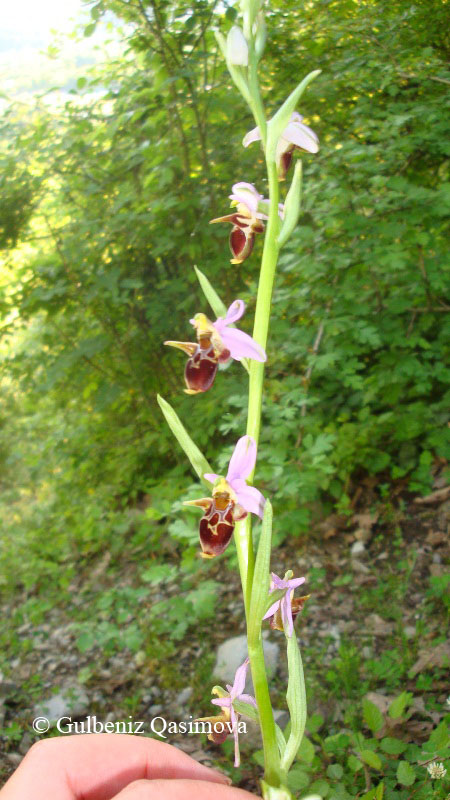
[246,157,279,451]
[233,515,254,618]
[248,637,284,787]
[244,158,281,787]
[230,27,284,791]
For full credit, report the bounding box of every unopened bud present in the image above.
[227,26,249,66]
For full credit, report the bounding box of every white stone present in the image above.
[33,685,89,723]
[214,635,279,692]
[351,541,366,557]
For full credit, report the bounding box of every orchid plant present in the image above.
[158,2,320,797]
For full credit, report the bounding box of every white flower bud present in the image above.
[227,26,249,66]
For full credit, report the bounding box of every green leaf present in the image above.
[278,161,302,247]
[388,691,412,719]
[423,720,450,752]
[84,22,96,36]
[194,266,227,319]
[296,735,315,763]
[233,697,286,757]
[306,713,324,733]
[286,765,309,792]
[363,698,384,733]
[380,737,408,755]
[248,499,273,642]
[361,783,384,800]
[326,763,344,780]
[156,395,212,482]
[225,6,237,22]
[76,631,95,652]
[262,588,286,616]
[309,779,330,797]
[267,70,321,160]
[348,754,363,771]
[141,564,176,584]
[281,634,307,772]
[360,750,382,770]
[396,761,416,786]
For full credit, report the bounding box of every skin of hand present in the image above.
[0,734,257,800]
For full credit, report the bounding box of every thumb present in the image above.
[111,778,258,800]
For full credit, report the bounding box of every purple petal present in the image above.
[289,112,304,124]
[229,182,262,215]
[263,599,281,620]
[213,300,246,336]
[231,657,249,698]
[242,126,261,148]
[224,299,245,325]
[204,473,220,485]
[282,121,319,153]
[226,436,257,482]
[219,326,267,363]
[211,696,232,708]
[238,693,257,707]
[282,594,294,637]
[270,572,287,590]
[230,706,240,767]
[287,577,306,589]
[231,480,265,519]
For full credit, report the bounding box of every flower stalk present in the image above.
[159,0,320,794]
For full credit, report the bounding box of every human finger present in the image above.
[111,778,257,800]
[0,734,231,800]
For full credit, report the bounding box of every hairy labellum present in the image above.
[199,495,236,558]
[184,342,219,394]
[279,148,293,181]
[230,226,255,263]
[208,719,233,744]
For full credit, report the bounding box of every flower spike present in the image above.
[244,111,319,180]
[165,301,265,394]
[186,435,266,558]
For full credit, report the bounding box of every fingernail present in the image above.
[206,767,232,785]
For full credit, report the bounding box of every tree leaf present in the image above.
[396,761,416,786]
[363,698,384,733]
[388,691,412,719]
[380,737,408,755]
[360,749,382,770]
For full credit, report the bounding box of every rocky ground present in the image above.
[0,483,449,793]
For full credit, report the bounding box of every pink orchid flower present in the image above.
[211,658,256,767]
[165,300,266,394]
[185,435,266,557]
[210,182,278,264]
[243,112,319,180]
[263,572,307,637]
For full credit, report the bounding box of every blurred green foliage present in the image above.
[0,0,449,586]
